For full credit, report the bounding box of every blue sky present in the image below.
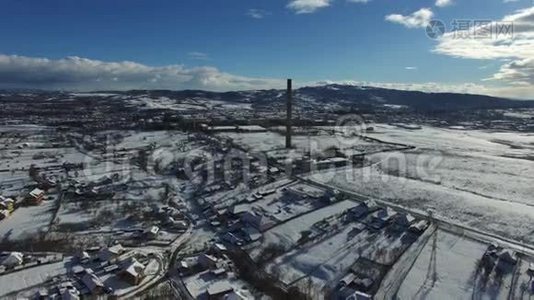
[0,0,532,98]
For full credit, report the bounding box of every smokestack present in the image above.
[286,79,292,149]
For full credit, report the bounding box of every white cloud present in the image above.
[385,8,434,28]
[503,0,520,3]
[434,7,534,88]
[287,0,332,14]
[487,58,534,86]
[347,0,371,3]
[405,66,418,70]
[187,52,209,60]
[246,9,269,19]
[0,54,284,91]
[435,0,453,7]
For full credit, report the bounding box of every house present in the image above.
[120,258,146,285]
[58,283,80,300]
[1,252,23,267]
[231,204,250,216]
[409,220,429,234]
[36,289,49,300]
[61,289,80,300]
[222,232,243,246]
[268,167,280,175]
[145,226,160,239]
[166,217,188,230]
[241,211,275,231]
[390,213,416,232]
[0,210,9,220]
[71,265,85,275]
[198,253,218,269]
[498,249,518,265]
[178,256,199,274]
[369,207,397,229]
[211,268,227,277]
[207,281,234,300]
[353,277,374,292]
[212,243,228,254]
[76,250,91,263]
[224,291,248,300]
[339,273,356,287]
[81,269,105,295]
[393,213,415,227]
[0,198,14,213]
[27,188,45,205]
[348,202,370,220]
[98,244,125,262]
[242,226,262,242]
[346,291,373,300]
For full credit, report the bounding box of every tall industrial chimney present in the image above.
[286,79,292,149]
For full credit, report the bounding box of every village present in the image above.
[0,86,533,299]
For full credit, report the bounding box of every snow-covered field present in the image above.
[219,129,395,155]
[397,230,489,299]
[0,257,72,298]
[308,125,534,244]
[0,199,57,240]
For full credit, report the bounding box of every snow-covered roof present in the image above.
[108,244,124,254]
[207,281,233,296]
[242,226,262,241]
[198,253,218,266]
[61,289,80,300]
[29,188,45,198]
[81,272,104,292]
[122,258,145,278]
[372,207,397,220]
[2,252,23,267]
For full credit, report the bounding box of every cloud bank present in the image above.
[434,7,534,87]
[0,54,284,92]
[0,53,530,99]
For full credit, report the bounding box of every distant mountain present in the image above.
[119,84,533,111]
[295,84,534,111]
[3,84,532,112]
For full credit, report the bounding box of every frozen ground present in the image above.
[0,257,72,298]
[265,225,371,286]
[0,198,57,240]
[308,125,534,244]
[397,230,489,299]
[219,129,394,155]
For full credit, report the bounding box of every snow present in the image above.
[397,230,488,299]
[0,199,56,240]
[265,225,371,286]
[182,271,254,299]
[219,129,393,155]
[307,125,534,244]
[0,257,72,297]
[249,200,357,259]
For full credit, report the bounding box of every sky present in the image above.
[0,0,532,98]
